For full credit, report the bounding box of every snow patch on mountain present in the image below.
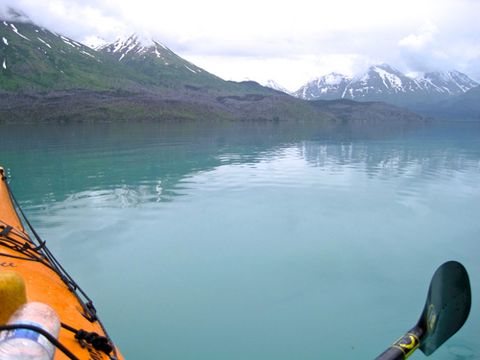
[154,47,162,58]
[114,37,136,54]
[2,37,7,45]
[323,73,348,86]
[263,80,290,94]
[98,34,172,63]
[373,66,404,91]
[10,23,29,41]
[37,37,51,48]
[100,34,168,53]
[82,36,107,50]
[156,41,168,50]
[59,35,81,48]
[185,65,197,73]
[81,50,95,58]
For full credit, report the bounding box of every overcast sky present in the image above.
[1,0,479,90]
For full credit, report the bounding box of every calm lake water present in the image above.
[1,120,479,359]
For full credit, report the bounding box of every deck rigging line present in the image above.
[0,175,119,359]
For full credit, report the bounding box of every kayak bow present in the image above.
[0,167,123,360]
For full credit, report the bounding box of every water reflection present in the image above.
[2,121,479,208]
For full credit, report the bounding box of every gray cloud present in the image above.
[1,0,124,41]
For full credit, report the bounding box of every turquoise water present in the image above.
[1,121,479,359]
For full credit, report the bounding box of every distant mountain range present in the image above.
[294,64,478,101]
[290,64,480,120]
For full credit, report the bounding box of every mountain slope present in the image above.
[417,85,480,120]
[0,20,147,91]
[311,98,425,123]
[451,85,480,119]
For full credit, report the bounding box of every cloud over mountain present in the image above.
[1,0,479,90]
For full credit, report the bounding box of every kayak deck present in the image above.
[0,168,123,360]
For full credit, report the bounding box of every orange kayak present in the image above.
[0,167,123,360]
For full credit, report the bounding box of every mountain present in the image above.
[263,80,290,94]
[415,71,479,96]
[295,72,352,100]
[451,85,480,120]
[294,64,479,108]
[97,34,231,90]
[0,14,426,124]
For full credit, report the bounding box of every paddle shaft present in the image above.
[375,326,424,360]
[375,347,406,360]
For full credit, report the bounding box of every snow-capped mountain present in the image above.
[345,64,423,98]
[416,70,479,95]
[295,72,352,100]
[98,34,203,72]
[263,80,291,94]
[294,64,478,106]
[95,34,231,89]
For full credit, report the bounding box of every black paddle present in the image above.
[375,261,471,359]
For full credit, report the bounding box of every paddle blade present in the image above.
[418,261,471,356]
